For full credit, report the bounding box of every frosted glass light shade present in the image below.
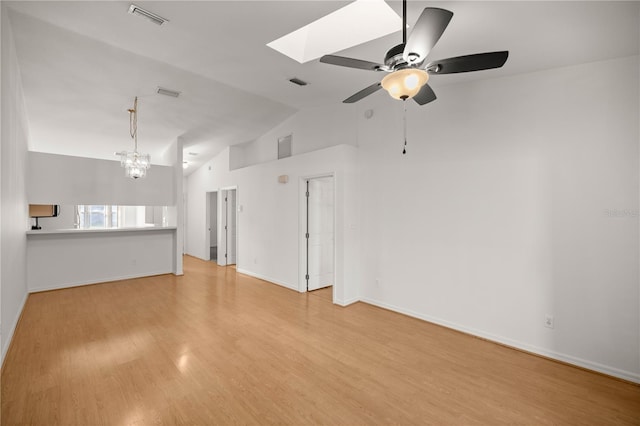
[381,68,429,100]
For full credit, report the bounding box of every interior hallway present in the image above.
[2,256,639,424]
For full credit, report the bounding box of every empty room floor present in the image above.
[2,256,639,424]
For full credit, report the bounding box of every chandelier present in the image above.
[119,96,150,179]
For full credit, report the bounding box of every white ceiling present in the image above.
[6,1,639,174]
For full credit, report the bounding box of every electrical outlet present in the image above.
[375,278,380,287]
[253,258,258,264]
[544,314,554,329]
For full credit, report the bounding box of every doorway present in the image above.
[219,188,237,266]
[205,191,218,262]
[304,176,334,293]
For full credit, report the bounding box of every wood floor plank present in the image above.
[2,255,639,425]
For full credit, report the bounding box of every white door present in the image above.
[218,191,226,266]
[226,189,237,265]
[207,192,217,262]
[306,177,334,291]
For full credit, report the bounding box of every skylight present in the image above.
[267,0,401,64]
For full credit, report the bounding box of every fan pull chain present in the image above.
[402,100,407,155]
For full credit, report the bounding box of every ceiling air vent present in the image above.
[289,77,308,86]
[128,4,169,26]
[157,87,181,98]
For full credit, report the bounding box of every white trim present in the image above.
[205,191,212,261]
[1,291,28,365]
[185,253,208,262]
[362,297,640,384]
[217,187,239,267]
[28,271,173,293]
[236,268,298,292]
[335,297,359,307]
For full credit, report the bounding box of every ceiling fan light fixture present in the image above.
[381,68,429,100]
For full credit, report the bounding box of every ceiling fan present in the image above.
[320,0,509,105]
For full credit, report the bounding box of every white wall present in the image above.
[27,229,175,292]
[355,56,639,382]
[27,149,182,276]
[28,152,175,206]
[186,144,360,306]
[230,104,359,169]
[1,4,29,363]
[30,204,75,230]
[182,176,188,255]
[188,53,639,382]
[170,138,184,274]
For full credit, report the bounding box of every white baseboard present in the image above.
[1,291,28,366]
[237,270,361,306]
[361,297,640,384]
[335,297,359,307]
[28,270,173,293]
[236,268,298,292]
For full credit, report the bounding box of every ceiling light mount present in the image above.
[407,52,421,63]
[128,4,168,26]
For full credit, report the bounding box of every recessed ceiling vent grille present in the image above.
[157,87,181,98]
[128,4,169,26]
[289,78,308,86]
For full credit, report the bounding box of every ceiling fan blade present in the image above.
[426,51,509,74]
[320,55,386,72]
[413,84,437,106]
[403,8,453,64]
[343,82,382,103]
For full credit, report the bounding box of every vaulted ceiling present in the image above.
[5,1,639,173]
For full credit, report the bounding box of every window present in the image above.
[74,205,171,229]
[77,205,119,228]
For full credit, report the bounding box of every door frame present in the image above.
[218,186,239,266]
[298,173,336,300]
[205,191,218,261]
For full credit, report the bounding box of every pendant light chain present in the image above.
[120,96,150,179]
[129,97,138,152]
[402,100,407,155]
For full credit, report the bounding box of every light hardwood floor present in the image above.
[309,286,333,302]
[2,256,639,425]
